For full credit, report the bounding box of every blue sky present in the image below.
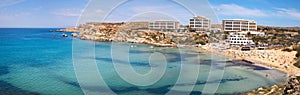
[0,0,299,28]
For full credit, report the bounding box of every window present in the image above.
[234,22,240,24]
[167,23,174,25]
[233,25,240,27]
[225,28,232,30]
[225,22,232,24]
[167,26,174,29]
[233,28,240,30]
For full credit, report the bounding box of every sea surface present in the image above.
[0,28,288,95]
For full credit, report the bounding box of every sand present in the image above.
[200,46,300,76]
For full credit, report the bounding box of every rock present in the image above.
[258,91,264,94]
[258,87,264,91]
[271,85,278,88]
[71,33,78,37]
[283,75,300,94]
[245,75,300,94]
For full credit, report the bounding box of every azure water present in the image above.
[0,28,287,95]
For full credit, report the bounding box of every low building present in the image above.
[149,20,179,32]
[223,19,257,32]
[211,28,222,33]
[249,31,265,37]
[237,31,265,37]
[226,33,254,46]
[189,16,211,32]
[178,25,188,33]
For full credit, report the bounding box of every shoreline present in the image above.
[53,30,300,94]
[197,46,300,94]
[68,29,299,76]
[199,46,300,76]
[58,28,300,93]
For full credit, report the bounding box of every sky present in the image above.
[0,0,299,28]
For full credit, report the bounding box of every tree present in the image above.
[247,32,251,37]
[197,41,206,45]
[223,34,228,39]
[294,46,300,57]
[257,27,261,31]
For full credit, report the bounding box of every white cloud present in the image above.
[0,0,26,7]
[52,9,82,17]
[274,8,300,20]
[214,4,267,17]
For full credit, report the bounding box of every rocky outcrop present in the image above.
[283,76,300,95]
[244,75,300,95]
[62,22,210,47]
[56,27,77,32]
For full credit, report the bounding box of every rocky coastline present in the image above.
[60,22,209,47]
[61,22,300,94]
[244,75,300,95]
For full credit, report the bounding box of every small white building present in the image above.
[210,28,222,33]
[178,25,188,33]
[227,33,254,46]
[237,31,265,37]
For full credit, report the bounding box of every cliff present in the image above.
[63,22,209,46]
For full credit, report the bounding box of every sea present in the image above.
[0,28,288,95]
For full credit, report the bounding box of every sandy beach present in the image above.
[200,46,300,76]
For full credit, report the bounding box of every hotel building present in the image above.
[189,16,211,31]
[222,19,257,32]
[148,20,179,32]
[226,33,254,46]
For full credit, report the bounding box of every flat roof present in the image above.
[222,19,256,22]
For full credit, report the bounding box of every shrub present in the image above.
[296,49,300,58]
[297,76,300,81]
[282,48,293,52]
[296,53,300,58]
[294,61,300,68]
[197,41,206,45]
[292,45,300,51]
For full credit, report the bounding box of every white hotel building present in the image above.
[189,16,211,31]
[148,20,179,32]
[222,19,257,32]
[227,33,254,46]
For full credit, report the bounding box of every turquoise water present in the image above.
[0,28,287,95]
